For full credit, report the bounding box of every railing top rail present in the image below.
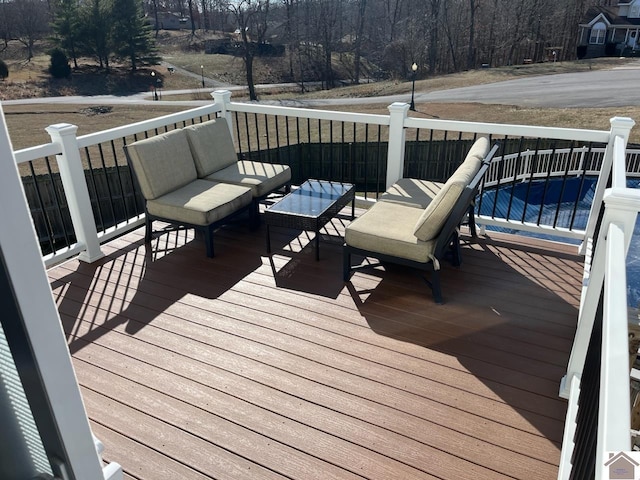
[404,116,611,143]
[76,103,221,147]
[13,142,62,164]
[226,101,390,126]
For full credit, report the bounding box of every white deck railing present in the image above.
[558,131,640,479]
[8,90,631,270]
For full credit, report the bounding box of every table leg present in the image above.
[315,229,320,261]
[351,196,355,219]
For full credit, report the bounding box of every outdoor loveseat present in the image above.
[123,118,291,258]
[343,137,499,303]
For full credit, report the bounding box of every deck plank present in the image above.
[48,216,582,480]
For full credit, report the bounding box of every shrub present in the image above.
[0,59,8,80]
[49,48,71,79]
[576,45,587,60]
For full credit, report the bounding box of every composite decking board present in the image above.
[47,222,583,480]
[53,268,568,426]
[53,246,576,379]
[85,235,577,361]
[72,336,514,480]
[64,311,557,480]
[83,385,312,480]
[90,422,216,480]
[57,291,565,448]
[51,253,568,422]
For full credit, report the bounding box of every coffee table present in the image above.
[264,179,355,260]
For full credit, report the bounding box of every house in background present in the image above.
[578,1,640,58]
[146,11,188,30]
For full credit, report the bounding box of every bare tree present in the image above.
[13,0,51,60]
[352,0,368,84]
[226,0,271,100]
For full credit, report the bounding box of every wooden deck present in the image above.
[47,209,582,480]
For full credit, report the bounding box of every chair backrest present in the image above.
[431,142,500,258]
[184,118,238,177]
[124,128,197,200]
[413,136,490,242]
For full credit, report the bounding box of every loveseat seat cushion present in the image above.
[413,137,489,241]
[146,180,252,226]
[345,201,436,263]
[379,178,444,209]
[126,129,198,200]
[184,118,238,177]
[203,160,292,198]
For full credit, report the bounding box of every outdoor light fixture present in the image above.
[200,65,205,88]
[151,71,158,101]
[410,63,418,111]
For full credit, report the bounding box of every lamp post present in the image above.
[200,64,205,88]
[151,71,158,101]
[410,62,418,111]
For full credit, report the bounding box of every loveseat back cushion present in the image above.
[184,118,238,177]
[412,136,489,241]
[126,129,198,200]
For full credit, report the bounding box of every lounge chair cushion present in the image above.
[146,180,252,226]
[345,201,436,263]
[126,129,197,200]
[413,137,489,241]
[203,161,292,198]
[184,118,239,176]
[379,178,444,209]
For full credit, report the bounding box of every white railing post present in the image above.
[386,102,410,188]
[45,123,104,263]
[581,117,635,253]
[212,89,234,141]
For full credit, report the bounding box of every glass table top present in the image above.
[266,179,354,217]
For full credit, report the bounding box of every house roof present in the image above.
[604,451,640,467]
[580,6,640,26]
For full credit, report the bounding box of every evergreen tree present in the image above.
[0,58,8,80]
[79,0,112,70]
[49,47,71,78]
[111,0,159,70]
[51,0,82,68]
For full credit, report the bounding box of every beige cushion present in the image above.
[379,178,444,209]
[413,136,489,241]
[345,201,436,263]
[146,180,252,226]
[184,118,238,176]
[126,129,197,200]
[204,160,292,197]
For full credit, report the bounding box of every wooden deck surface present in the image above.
[47,209,582,480]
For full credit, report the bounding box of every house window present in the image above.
[590,22,607,44]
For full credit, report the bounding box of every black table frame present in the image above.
[264,179,355,260]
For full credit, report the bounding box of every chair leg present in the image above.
[204,226,215,258]
[451,232,462,267]
[431,270,443,304]
[249,200,260,230]
[343,247,352,281]
[468,205,477,237]
[145,216,153,243]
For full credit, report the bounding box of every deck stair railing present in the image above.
[557,119,640,480]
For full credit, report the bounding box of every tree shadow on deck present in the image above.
[344,233,582,451]
[50,221,263,355]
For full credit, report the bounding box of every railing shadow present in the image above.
[50,220,263,355]
[345,233,581,452]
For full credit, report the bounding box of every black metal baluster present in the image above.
[97,142,118,230]
[28,160,58,254]
[83,146,106,232]
[110,139,131,223]
[506,137,526,221]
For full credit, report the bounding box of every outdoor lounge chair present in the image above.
[124,128,253,258]
[343,137,499,303]
[184,118,292,218]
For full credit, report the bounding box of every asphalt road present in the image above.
[3,60,640,108]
